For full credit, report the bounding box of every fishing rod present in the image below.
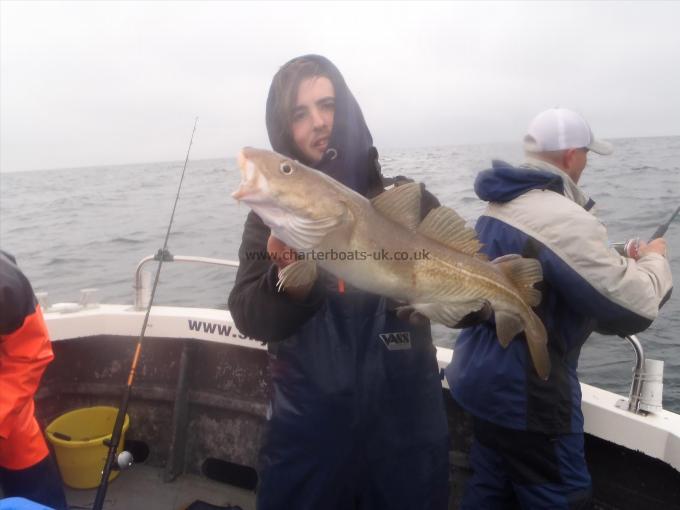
[612,205,679,258]
[93,117,198,510]
[648,205,680,242]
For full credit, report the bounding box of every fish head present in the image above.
[233,147,350,250]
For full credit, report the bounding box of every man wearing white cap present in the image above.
[445,108,672,509]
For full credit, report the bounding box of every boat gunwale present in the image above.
[43,303,680,473]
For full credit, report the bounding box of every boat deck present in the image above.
[64,465,255,510]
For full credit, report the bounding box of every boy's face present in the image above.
[290,76,335,165]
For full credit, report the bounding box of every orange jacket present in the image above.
[0,251,54,470]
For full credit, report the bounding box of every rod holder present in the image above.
[623,334,645,413]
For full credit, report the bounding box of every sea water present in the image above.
[2,136,678,411]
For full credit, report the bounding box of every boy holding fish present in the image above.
[229,55,451,509]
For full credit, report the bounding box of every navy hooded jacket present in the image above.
[228,55,448,460]
[445,159,672,435]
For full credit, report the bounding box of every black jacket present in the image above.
[227,58,449,491]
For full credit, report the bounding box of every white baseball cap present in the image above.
[524,108,613,155]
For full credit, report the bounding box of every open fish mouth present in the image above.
[232,149,268,202]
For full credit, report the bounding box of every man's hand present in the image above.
[268,235,315,300]
[396,307,430,327]
[454,302,493,328]
[637,238,667,259]
[267,235,298,269]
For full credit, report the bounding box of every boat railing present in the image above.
[132,252,663,415]
[134,249,239,310]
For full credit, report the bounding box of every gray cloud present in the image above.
[1,1,679,172]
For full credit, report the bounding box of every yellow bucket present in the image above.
[46,406,130,489]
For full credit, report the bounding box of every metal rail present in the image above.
[622,334,646,413]
[134,250,239,309]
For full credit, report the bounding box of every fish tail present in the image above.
[493,256,549,378]
[524,308,550,380]
[493,307,550,380]
[492,254,550,380]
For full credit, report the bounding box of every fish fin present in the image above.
[371,182,422,231]
[524,310,551,380]
[276,260,317,292]
[494,310,524,348]
[491,254,522,264]
[417,206,482,255]
[275,212,346,250]
[413,300,485,328]
[413,303,465,328]
[494,256,543,307]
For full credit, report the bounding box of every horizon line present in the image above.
[1,133,679,174]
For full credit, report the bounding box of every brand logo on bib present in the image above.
[379,331,412,351]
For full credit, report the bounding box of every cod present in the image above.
[233,147,550,380]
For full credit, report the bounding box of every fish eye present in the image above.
[279,161,294,175]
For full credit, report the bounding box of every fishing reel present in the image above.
[114,450,134,471]
[612,237,670,260]
[611,238,641,259]
[102,439,134,471]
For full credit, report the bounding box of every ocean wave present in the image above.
[111,237,145,244]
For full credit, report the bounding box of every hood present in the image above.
[265,54,378,196]
[474,160,564,204]
[475,159,595,210]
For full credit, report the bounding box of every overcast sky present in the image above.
[1,1,679,172]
